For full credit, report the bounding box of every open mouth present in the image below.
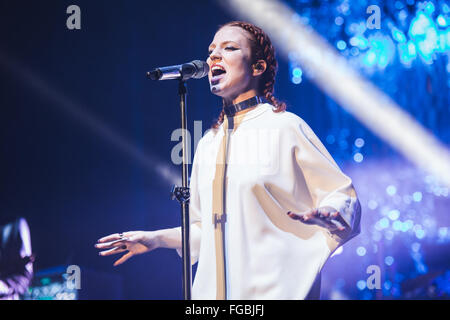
[211,65,226,77]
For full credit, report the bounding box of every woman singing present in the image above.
[95,21,361,300]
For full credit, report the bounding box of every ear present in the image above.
[252,60,267,76]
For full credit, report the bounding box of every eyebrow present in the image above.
[208,41,239,50]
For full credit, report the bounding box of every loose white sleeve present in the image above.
[293,119,361,243]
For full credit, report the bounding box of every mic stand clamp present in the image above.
[171,185,190,204]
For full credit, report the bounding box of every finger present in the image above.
[99,246,127,257]
[330,211,340,218]
[114,251,134,267]
[302,208,320,219]
[97,233,124,243]
[317,210,330,218]
[95,239,127,250]
[287,211,304,221]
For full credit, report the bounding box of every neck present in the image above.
[223,89,259,106]
[223,95,263,118]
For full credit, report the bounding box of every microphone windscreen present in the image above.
[191,60,209,79]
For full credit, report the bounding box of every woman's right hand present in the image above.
[95,231,160,266]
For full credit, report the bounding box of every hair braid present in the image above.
[212,21,286,129]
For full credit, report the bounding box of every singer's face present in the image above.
[207,26,256,100]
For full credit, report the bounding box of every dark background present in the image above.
[0,0,334,299]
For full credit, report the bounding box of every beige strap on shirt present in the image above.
[212,116,229,300]
[212,113,248,300]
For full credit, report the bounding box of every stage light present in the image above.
[377,217,390,230]
[337,40,347,50]
[386,185,397,196]
[291,76,302,84]
[354,138,365,148]
[402,220,414,232]
[338,139,348,150]
[411,242,421,252]
[292,67,302,77]
[395,1,405,10]
[368,200,378,210]
[424,1,435,15]
[385,230,395,240]
[388,209,400,221]
[350,35,369,50]
[385,256,395,266]
[356,280,366,291]
[326,134,335,144]
[372,231,382,242]
[437,15,447,27]
[393,220,403,231]
[392,28,407,43]
[416,262,428,274]
[353,152,363,163]
[356,246,366,256]
[384,280,393,290]
[412,191,422,202]
[415,229,426,239]
[438,227,448,236]
[409,12,440,63]
[363,50,377,67]
[335,16,344,26]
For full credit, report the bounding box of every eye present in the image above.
[225,46,238,51]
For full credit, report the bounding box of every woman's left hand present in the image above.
[287,206,348,233]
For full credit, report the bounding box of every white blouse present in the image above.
[177,102,361,299]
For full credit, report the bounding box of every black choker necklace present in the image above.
[223,96,264,117]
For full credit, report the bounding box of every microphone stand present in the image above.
[170,80,192,300]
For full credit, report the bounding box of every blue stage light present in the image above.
[392,28,407,43]
[356,246,367,256]
[437,14,447,27]
[368,199,378,210]
[385,256,395,266]
[377,217,390,230]
[353,152,363,163]
[354,138,365,148]
[291,76,302,84]
[337,40,347,50]
[384,280,393,290]
[393,220,403,231]
[395,1,405,10]
[326,134,335,144]
[335,16,344,26]
[413,191,422,202]
[388,209,400,220]
[292,67,302,78]
[424,1,435,15]
[386,185,397,196]
[409,12,440,63]
[415,229,426,239]
[356,280,366,291]
[411,242,421,252]
[363,51,377,67]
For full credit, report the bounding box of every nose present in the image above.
[208,48,221,63]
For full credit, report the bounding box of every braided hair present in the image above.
[212,21,286,129]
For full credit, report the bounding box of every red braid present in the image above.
[211,21,286,129]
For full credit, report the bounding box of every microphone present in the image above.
[147,60,209,81]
